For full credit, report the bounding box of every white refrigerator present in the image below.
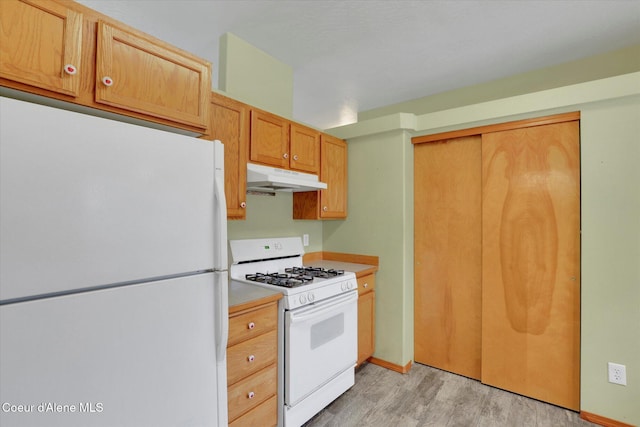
[0,97,229,426]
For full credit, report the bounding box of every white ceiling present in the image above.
[77,0,640,130]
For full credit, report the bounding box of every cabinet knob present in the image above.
[283,153,289,159]
[247,354,255,362]
[63,64,78,75]
[293,154,299,161]
[247,391,255,399]
[101,76,114,87]
[363,283,368,288]
[240,201,246,208]
[323,206,328,212]
[247,321,255,330]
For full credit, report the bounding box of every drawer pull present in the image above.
[247,322,256,330]
[247,391,255,399]
[363,282,368,288]
[247,354,255,362]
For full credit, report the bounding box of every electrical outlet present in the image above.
[608,362,627,385]
[303,234,309,247]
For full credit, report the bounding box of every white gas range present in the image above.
[230,237,358,427]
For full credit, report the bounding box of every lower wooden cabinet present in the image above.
[229,395,277,427]
[227,301,278,426]
[357,274,375,366]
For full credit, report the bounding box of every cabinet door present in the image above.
[207,93,249,219]
[481,121,580,410]
[290,123,320,174]
[414,135,482,380]
[95,21,210,129]
[357,274,376,366]
[319,134,347,218]
[357,291,375,366]
[249,110,289,168]
[0,0,82,97]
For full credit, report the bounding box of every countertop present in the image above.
[304,260,377,278]
[303,251,379,278]
[228,280,282,314]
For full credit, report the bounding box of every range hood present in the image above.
[246,163,327,193]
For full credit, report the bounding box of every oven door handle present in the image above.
[288,291,357,323]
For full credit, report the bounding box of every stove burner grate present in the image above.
[284,266,345,278]
[245,272,314,288]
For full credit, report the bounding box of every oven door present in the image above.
[284,290,358,407]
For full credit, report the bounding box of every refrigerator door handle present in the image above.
[215,272,229,361]
[213,140,228,269]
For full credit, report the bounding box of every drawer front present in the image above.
[357,274,376,295]
[228,303,277,347]
[227,329,277,385]
[228,365,277,422]
[229,394,277,427]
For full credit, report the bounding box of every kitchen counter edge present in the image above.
[229,280,282,314]
[303,252,379,278]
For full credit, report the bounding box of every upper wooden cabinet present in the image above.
[249,109,320,174]
[319,134,348,218]
[250,109,290,168]
[293,134,348,220]
[95,21,210,130]
[0,0,211,134]
[0,0,83,97]
[289,123,320,174]
[203,92,249,219]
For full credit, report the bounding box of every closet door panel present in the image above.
[481,121,580,410]
[414,135,482,379]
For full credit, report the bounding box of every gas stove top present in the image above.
[229,238,357,309]
[244,267,345,288]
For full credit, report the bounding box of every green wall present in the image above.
[219,32,294,119]
[328,74,640,425]
[580,97,640,423]
[359,44,640,122]
[227,192,323,253]
[323,130,414,365]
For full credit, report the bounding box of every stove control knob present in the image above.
[308,292,315,302]
[299,294,307,304]
[348,281,354,290]
[341,283,346,291]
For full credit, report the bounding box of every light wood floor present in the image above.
[303,362,596,427]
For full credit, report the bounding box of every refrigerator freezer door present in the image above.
[0,97,217,302]
[0,273,220,427]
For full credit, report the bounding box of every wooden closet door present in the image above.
[481,121,580,410]
[414,135,482,379]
